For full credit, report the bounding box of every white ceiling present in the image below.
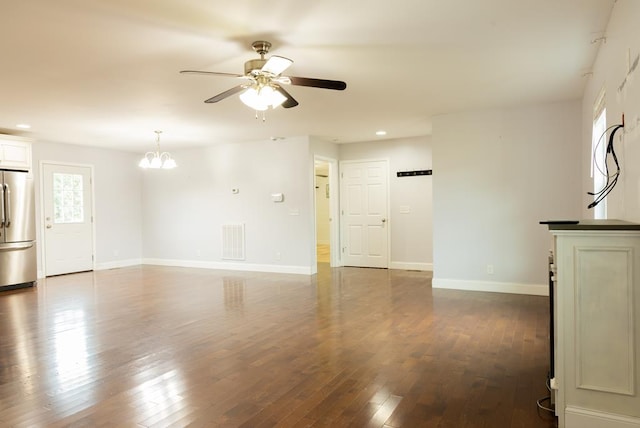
[0,0,614,152]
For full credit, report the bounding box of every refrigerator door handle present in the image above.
[4,184,10,227]
[0,241,35,251]
[0,183,5,228]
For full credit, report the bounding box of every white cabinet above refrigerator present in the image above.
[0,135,32,172]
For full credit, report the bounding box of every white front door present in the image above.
[340,160,389,268]
[42,163,94,276]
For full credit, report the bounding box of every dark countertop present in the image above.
[540,219,640,230]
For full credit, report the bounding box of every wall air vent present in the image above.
[222,223,245,260]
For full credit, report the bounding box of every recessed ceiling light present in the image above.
[16,123,31,129]
[376,130,387,136]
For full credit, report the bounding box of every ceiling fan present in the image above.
[180,41,347,111]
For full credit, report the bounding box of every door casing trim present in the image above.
[39,160,96,277]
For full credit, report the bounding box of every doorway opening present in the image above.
[314,156,339,268]
[315,160,331,264]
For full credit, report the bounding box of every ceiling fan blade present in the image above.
[180,70,244,78]
[204,85,246,103]
[262,55,293,76]
[275,86,299,108]
[287,76,347,91]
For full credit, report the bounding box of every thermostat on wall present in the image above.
[271,193,284,202]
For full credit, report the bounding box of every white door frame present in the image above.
[339,158,391,268]
[313,155,341,268]
[39,160,96,276]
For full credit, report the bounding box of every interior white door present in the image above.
[340,160,388,268]
[42,163,94,276]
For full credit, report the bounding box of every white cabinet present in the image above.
[0,135,32,171]
[547,220,640,428]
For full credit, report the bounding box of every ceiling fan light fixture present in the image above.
[239,85,286,111]
[265,86,287,108]
[239,87,267,111]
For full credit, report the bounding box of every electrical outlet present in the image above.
[486,264,494,275]
[275,251,281,261]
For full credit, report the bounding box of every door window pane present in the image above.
[53,173,84,224]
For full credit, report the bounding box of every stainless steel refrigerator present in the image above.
[0,170,37,290]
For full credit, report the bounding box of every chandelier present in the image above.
[138,130,177,169]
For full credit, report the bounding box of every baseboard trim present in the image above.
[389,261,433,271]
[566,406,640,428]
[142,258,313,275]
[95,259,143,271]
[432,278,548,296]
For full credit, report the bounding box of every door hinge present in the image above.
[92,255,94,261]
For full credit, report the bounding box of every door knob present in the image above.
[46,224,52,229]
[382,218,387,223]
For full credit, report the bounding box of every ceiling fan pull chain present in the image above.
[252,110,267,122]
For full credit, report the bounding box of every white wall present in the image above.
[31,141,143,275]
[310,138,340,161]
[431,101,582,295]
[581,0,640,221]
[31,135,431,277]
[141,136,314,274]
[339,136,433,270]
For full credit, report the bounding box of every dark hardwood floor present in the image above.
[0,265,557,427]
